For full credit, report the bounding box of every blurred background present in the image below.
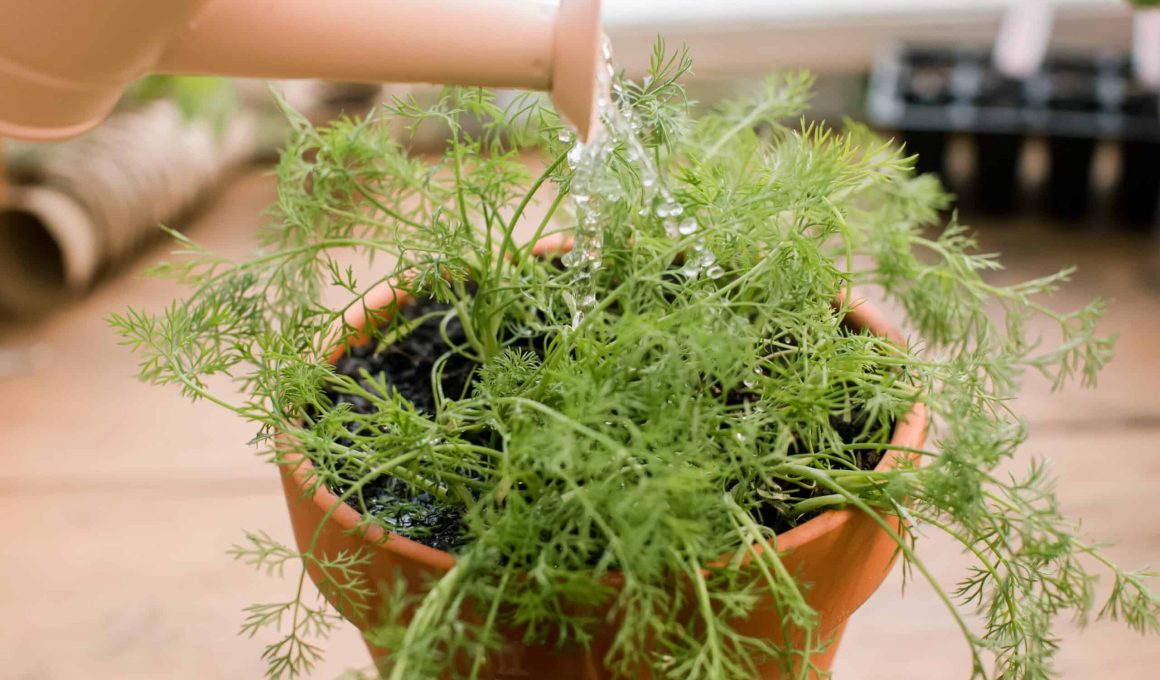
[1,0,1158,677]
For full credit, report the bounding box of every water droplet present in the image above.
[558,129,573,143]
[706,265,725,279]
[734,432,748,443]
[559,46,699,313]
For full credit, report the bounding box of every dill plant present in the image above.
[110,44,1159,679]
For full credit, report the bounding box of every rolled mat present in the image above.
[0,99,258,314]
[0,79,395,316]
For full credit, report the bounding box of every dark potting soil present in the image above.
[316,298,889,552]
[319,298,476,552]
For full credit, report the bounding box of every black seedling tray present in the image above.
[868,45,1160,225]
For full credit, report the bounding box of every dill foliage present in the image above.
[111,43,1158,680]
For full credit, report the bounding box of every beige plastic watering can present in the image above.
[0,0,604,141]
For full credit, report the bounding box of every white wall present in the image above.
[604,0,1134,77]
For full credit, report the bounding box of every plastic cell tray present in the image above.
[868,45,1160,225]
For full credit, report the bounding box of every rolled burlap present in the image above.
[0,100,257,314]
[0,82,387,316]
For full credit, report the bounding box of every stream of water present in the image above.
[559,38,719,326]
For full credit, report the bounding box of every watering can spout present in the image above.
[0,0,602,142]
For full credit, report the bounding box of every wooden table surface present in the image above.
[2,167,1158,678]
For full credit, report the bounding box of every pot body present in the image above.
[279,285,927,678]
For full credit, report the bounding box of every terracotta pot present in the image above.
[278,269,927,679]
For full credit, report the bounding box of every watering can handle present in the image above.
[992,0,1055,79]
[1134,9,1160,91]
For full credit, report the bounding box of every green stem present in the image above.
[452,286,489,359]
[786,494,847,516]
[502,152,568,265]
[527,191,567,254]
[496,397,628,456]
[387,558,470,680]
[469,565,513,680]
[782,463,990,677]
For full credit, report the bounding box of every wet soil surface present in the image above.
[318,299,475,552]
[315,299,888,551]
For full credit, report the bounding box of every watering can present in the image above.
[0,0,602,315]
[0,0,603,142]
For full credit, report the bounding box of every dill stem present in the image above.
[783,463,989,676]
[502,151,568,265]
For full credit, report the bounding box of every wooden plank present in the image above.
[0,492,369,679]
[835,427,1160,678]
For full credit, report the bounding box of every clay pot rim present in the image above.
[280,258,928,576]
